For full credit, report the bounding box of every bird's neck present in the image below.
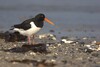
[34,20,44,28]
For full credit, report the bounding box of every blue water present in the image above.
[0,0,100,39]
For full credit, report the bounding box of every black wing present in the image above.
[13,18,34,30]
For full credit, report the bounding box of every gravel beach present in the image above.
[0,33,100,67]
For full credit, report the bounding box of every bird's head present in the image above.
[35,13,55,25]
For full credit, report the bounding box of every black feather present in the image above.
[13,19,32,30]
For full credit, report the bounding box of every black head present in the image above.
[33,13,55,28]
[35,13,45,22]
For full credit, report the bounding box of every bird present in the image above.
[11,13,55,45]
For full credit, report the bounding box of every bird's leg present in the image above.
[32,35,35,45]
[28,36,31,45]
[29,35,35,45]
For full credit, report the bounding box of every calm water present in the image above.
[0,0,100,39]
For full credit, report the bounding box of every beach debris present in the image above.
[38,33,56,40]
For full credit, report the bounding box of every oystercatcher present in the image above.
[11,13,55,44]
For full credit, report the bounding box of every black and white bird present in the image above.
[11,13,55,45]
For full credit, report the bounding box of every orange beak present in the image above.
[44,18,55,25]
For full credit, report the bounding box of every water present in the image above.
[0,0,100,39]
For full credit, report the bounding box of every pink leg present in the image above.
[32,35,35,45]
[28,36,31,45]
